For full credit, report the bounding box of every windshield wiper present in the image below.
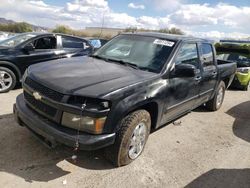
[90,54,110,62]
[91,55,139,70]
[109,59,140,70]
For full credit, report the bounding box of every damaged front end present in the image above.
[14,75,115,150]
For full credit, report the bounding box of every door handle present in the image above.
[195,76,202,82]
[212,71,217,76]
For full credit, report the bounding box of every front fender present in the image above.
[104,78,167,133]
[0,61,22,81]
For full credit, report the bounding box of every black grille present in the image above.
[25,77,64,102]
[24,91,57,117]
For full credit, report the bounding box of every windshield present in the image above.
[0,33,37,47]
[94,35,176,73]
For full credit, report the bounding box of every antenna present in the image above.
[98,11,105,39]
[91,12,105,49]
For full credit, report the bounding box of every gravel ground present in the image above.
[0,88,250,188]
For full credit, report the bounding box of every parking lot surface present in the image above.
[0,89,250,188]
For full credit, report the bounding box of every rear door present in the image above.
[60,35,92,57]
[162,42,202,123]
[198,43,218,104]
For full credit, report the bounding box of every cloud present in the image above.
[0,0,249,39]
[186,30,250,40]
[73,0,108,8]
[149,0,181,10]
[169,3,250,31]
[128,3,145,10]
[66,0,109,12]
[170,4,218,26]
[29,1,48,7]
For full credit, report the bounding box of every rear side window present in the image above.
[201,43,214,67]
[62,36,85,48]
[175,43,199,68]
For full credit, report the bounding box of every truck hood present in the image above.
[29,56,156,98]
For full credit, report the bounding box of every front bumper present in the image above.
[230,73,250,89]
[14,94,116,150]
[235,72,250,86]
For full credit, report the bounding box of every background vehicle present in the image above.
[216,43,250,90]
[0,32,9,42]
[0,33,93,93]
[85,37,109,49]
[14,33,236,167]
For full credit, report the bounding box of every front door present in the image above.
[162,42,201,123]
[17,36,60,73]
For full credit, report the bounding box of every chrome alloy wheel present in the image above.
[0,71,12,92]
[128,122,147,160]
[216,87,224,108]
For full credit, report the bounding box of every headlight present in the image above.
[237,67,250,74]
[61,112,106,134]
[68,96,110,110]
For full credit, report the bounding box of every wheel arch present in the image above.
[0,61,21,82]
[122,100,160,131]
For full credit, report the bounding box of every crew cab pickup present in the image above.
[14,33,236,166]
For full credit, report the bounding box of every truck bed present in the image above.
[217,59,237,88]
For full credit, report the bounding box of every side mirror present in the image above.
[173,64,197,77]
[23,43,34,53]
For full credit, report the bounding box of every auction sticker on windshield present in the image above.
[153,39,175,47]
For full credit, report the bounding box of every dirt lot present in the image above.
[0,88,250,188]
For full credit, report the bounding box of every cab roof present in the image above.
[122,32,210,43]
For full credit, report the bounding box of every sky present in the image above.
[1,0,250,39]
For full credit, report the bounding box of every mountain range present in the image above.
[0,17,48,32]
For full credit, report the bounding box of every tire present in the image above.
[206,81,226,111]
[0,67,16,93]
[242,82,249,91]
[105,110,151,167]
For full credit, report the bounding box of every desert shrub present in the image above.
[0,22,32,33]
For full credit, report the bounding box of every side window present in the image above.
[32,37,56,49]
[62,36,85,48]
[201,43,214,67]
[175,43,199,68]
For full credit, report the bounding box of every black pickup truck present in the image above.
[14,33,236,166]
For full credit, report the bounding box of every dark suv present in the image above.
[0,33,93,93]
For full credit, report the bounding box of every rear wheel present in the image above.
[206,81,225,111]
[0,67,16,93]
[105,110,151,167]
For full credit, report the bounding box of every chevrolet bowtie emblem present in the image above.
[33,92,42,100]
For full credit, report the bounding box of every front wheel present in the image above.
[0,67,16,93]
[206,81,226,111]
[105,110,151,167]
